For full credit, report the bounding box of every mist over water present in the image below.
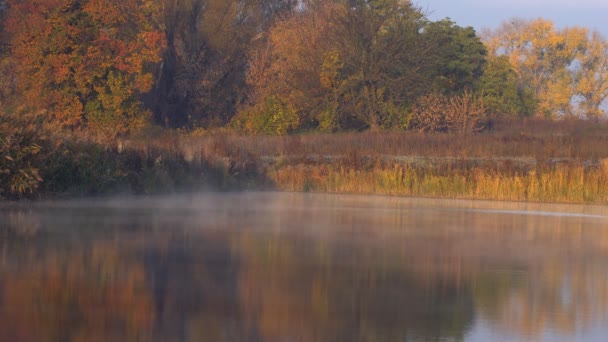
[1,192,608,341]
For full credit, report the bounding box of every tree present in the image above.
[422,19,487,95]
[240,0,490,133]
[241,0,444,132]
[152,0,300,128]
[575,31,608,119]
[0,0,13,106]
[6,0,165,140]
[240,1,343,132]
[478,56,537,117]
[331,0,433,130]
[483,18,587,117]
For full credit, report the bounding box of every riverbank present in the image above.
[3,118,608,204]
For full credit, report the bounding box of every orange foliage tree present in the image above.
[5,0,165,139]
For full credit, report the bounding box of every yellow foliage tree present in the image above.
[576,31,608,119]
[484,18,587,117]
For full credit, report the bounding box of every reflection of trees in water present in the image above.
[387,218,608,338]
[0,225,248,341]
[235,232,475,341]
[0,240,155,341]
[219,195,608,340]
[0,221,476,341]
[2,196,608,341]
[141,233,244,341]
[473,262,608,337]
[389,213,608,338]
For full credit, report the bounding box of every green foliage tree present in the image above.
[423,19,487,95]
[331,0,432,130]
[479,56,537,117]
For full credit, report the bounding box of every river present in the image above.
[1,192,608,341]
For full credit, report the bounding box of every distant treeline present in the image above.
[1,0,607,139]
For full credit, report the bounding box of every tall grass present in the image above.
[269,162,608,204]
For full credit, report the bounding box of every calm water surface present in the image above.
[1,192,608,342]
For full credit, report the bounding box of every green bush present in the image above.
[234,96,300,135]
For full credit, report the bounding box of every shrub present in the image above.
[0,108,46,198]
[445,91,487,133]
[411,92,487,133]
[411,93,449,133]
[233,96,300,135]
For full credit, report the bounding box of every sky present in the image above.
[415,0,608,37]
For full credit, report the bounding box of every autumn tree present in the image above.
[240,0,488,133]
[239,1,342,133]
[5,0,165,140]
[575,31,608,119]
[483,18,587,117]
[153,0,300,128]
[483,18,608,119]
[241,0,441,132]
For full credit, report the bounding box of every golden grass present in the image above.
[269,164,608,204]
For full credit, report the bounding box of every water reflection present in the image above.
[1,193,608,341]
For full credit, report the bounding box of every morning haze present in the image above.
[2,1,608,341]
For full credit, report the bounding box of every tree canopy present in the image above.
[2,1,608,138]
[484,18,608,118]
[237,0,487,132]
[5,0,165,140]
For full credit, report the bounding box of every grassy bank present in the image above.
[3,117,608,204]
[0,111,268,199]
[1,138,269,200]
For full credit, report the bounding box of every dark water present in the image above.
[1,193,608,342]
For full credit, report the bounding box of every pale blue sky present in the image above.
[415,0,608,37]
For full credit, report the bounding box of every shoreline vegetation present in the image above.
[3,116,608,204]
[2,1,608,204]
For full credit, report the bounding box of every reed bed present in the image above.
[268,162,608,204]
